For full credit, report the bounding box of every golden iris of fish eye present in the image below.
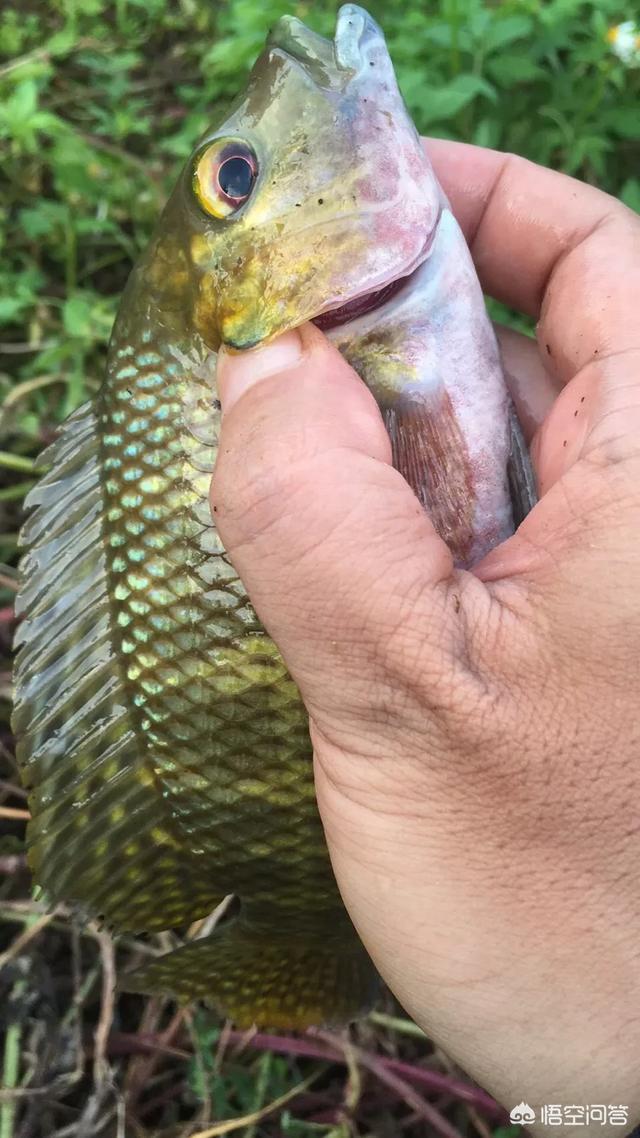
[193,139,256,220]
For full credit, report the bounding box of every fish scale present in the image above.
[14,405,223,933]
[100,327,339,912]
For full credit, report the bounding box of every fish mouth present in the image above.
[269,5,386,77]
[311,222,438,332]
[312,271,415,332]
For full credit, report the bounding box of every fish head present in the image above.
[151,4,441,351]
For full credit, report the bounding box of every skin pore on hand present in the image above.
[211,141,640,1134]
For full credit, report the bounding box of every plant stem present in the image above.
[0,452,39,473]
[0,1000,23,1138]
[368,1011,427,1039]
[0,482,35,502]
[0,915,40,1138]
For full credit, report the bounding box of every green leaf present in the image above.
[30,110,68,136]
[486,54,546,86]
[62,296,94,338]
[46,26,78,56]
[49,134,108,199]
[419,74,497,125]
[482,15,533,53]
[621,178,640,214]
[0,265,42,325]
[19,202,69,238]
[600,106,640,140]
[6,78,38,122]
[563,134,612,176]
[0,296,30,324]
[202,32,265,79]
[419,24,454,49]
[473,116,502,149]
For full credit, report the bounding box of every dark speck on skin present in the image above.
[563,440,567,447]
[581,396,585,403]
[453,594,461,614]
[546,342,552,355]
[574,409,578,416]
[213,398,221,411]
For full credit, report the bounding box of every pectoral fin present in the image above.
[383,389,477,565]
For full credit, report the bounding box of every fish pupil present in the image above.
[218,156,254,200]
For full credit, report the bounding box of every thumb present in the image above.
[210,322,465,732]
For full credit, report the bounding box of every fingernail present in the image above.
[217,329,304,413]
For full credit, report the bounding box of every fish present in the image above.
[12,5,535,1029]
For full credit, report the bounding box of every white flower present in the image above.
[607,21,640,66]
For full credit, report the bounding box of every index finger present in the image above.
[424,139,640,386]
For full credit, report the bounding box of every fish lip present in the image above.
[267,16,335,72]
[334,5,385,72]
[310,216,440,332]
[223,334,263,351]
[267,5,386,76]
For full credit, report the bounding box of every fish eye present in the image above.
[193,139,258,219]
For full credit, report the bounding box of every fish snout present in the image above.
[335,5,387,72]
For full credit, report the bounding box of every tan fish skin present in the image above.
[12,5,534,1028]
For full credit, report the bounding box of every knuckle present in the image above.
[374,573,497,727]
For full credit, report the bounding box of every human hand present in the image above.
[210,142,640,1133]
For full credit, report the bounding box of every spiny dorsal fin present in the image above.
[13,402,223,932]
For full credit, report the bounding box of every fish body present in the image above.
[13,6,534,1027]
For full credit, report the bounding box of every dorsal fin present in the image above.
[507,403,538,527]
[12,402,223,932]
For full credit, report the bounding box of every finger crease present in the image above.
[537,209,618,318]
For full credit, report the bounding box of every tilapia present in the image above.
[12,5,535,1028]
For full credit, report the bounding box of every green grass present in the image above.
[1,0,639,1134]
